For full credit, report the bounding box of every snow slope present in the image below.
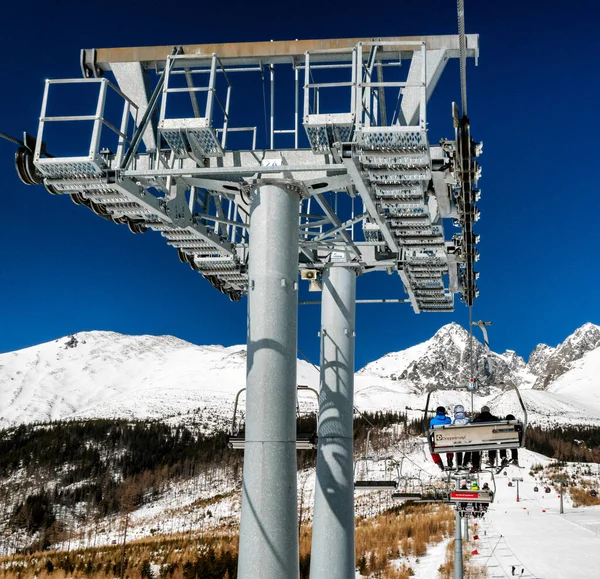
[0,331,320,430]
[471,451,600,578]
[546,346,600,416]
[2,322,600,430]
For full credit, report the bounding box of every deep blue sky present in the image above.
[1,0,598,369]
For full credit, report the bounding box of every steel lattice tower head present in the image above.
[16,34,482,312]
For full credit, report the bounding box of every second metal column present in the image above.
[238,182,300,579]
[310,265,357,579]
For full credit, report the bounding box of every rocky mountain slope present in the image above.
[530,322,600,389]
[358,322,536,391]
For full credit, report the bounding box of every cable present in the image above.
[469,304,474,413]
[298,346,443,480]
[457,0,468,116]
[297,346,377,428]
[260,64,269,149]
[0,131,24,147]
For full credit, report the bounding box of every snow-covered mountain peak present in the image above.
[527,343,555,376]
[532,322,600,390]
[3,322,600,430]
[500,350,527,371]
[432,322,471,350]
[561,322,600,349]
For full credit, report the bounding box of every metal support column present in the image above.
[463,515,469,541]
[310,265,357,579]
[238,182,300,579]
[454,480,464,579]
[454,510,463,579]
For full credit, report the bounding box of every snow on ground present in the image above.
[469,450,600,578]
[547,347,600,416]
[0,331,321,431]
[410,537,451,579]
[42,435,600,578]
[353,445,600,578]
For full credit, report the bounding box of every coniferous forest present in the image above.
[0,414,599,559]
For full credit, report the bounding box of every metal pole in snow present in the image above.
[310,265,357,579]
[454,480,464,579]
[237,182,300,579]
[463,515,469,541]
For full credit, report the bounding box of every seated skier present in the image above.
[452,404,470,468]
[499,413,520,466]
[471,405,500,471]
[429,406,454,470]
[482,481,493,502]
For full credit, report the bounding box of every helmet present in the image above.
[436,406,446,414]
[481,405,490,413]
[454,404,465,414]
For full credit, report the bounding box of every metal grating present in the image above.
[357,129,427,151]
[35,158,104,179]
[160,130,188,157]
[187,129,224,158]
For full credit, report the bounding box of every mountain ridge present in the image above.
[1,322,600,430]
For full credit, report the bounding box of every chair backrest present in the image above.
[428,420,523,453]
[449,490,493,504]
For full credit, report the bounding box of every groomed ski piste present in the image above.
[381,447,600,579]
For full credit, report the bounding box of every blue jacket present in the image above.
[430,413,452,428]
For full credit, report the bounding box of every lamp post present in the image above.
[512,477,523,502]
[556,477,568,514]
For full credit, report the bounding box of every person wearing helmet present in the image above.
[471,405,499,471]
[429,406,454,470]
[452,404,470,468]
[471,481,480,491]
[499,413,520,466]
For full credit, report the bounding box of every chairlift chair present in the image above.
[228,385,319,450]
[354,430,399,491]
[451,470,496,511]
[391,476,425,501]
[423,383,528,455]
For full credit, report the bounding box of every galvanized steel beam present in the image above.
[83,35,479,73]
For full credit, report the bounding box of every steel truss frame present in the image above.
[24,34,481,310]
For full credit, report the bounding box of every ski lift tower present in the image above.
[13,30,481,579]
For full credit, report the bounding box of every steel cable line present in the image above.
[0,131,24,147]
[296,348,442,478]
[457,0,468,117]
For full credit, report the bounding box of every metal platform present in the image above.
[20,34,481,312]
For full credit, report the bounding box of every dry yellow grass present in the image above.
[570,487,600,507]
[437,521,488,579]
[0,531,239,579]
[0,502,472,578]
